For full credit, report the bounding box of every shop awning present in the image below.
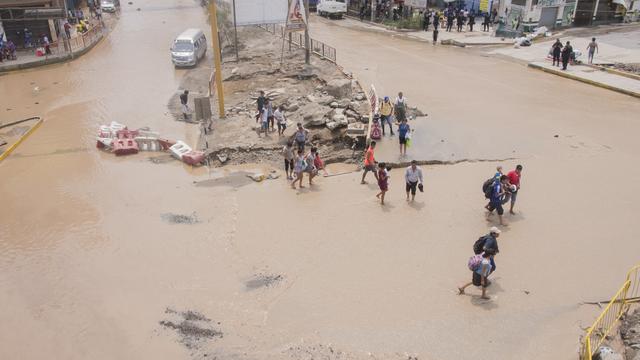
[612,0,630,9]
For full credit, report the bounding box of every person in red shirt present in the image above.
[506,164,523,215]
[376,163,389,205]
[361,141,378,184]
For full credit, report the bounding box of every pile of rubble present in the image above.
[611,63,640,76]
[620,308,640,360]
[96,121,205,166]
[219,68,369,134]
[193,27,372,167]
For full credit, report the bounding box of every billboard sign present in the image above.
[234,0,288,26]
[286,0,307,32]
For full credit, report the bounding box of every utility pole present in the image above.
[371,0,376,22]
[209,0,225,118]
[304,0,310,65]
[232,0,239,62]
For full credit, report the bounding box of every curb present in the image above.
[0,31,105,73]
[0,117,44,162]
[342,15,509,48]
[527,63,640,99]
[339,65,372,144]
[585,64,640,81]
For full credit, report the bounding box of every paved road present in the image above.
[2,8,640,360]
[310,16,639,164]
[309,15,640,360]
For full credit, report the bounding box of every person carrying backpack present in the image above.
[486,175,509,226]
[458,251,492,300]
[473,227,500,274]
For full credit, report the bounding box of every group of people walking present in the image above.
[458,164,523,300]
[359,141,425,205]
[259,81,525,301]
[256,91,290,136]
[284,142,327,189]
[484,165,523,226]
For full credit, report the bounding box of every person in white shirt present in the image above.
[394,91,407,122]
[405,160,424,202]
[274,105,286,136]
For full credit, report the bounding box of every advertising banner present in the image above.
[235,0,288,26]
[480,0,489,12]
[368,85,378,115]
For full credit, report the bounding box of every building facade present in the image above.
[0,0,68,46]
[499,0,632,29]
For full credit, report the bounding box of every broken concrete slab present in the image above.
[324,79,352,99]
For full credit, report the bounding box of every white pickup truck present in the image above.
[317,0,347,19]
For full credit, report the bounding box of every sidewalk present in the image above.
[528,62,640,98]
[491,26,640,98]
[491,34,640,65]
[405,27,511,46]
[340,15,510,46]
[0,23,105,73]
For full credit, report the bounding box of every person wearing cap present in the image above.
[379,96,394,136]
[483,227,500,275]
[405,160,423,202]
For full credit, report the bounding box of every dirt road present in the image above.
[1,2,640,360]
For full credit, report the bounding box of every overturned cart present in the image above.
[96,122,205,166]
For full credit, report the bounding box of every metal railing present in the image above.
[257,24,337,63]
[67,23,104,52]
[581,264,640,360]
[47,22,104,55]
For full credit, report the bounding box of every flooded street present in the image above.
[2,2,640,359]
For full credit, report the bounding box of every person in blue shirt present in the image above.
[398,118,410,156]
[487,175,509,226]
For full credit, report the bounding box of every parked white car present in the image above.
[100,0,119,13]
[317,0,346,19]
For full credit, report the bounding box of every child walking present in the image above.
[376,163,389,205]
[291,149,306,189]
[283,141,294,180]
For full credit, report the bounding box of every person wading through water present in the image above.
[361,141,378,184]
[394,92,407,123]
[180,90,190,120]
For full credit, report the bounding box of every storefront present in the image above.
[0,0,66,46]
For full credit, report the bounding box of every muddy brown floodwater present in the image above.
[2,1,640,359]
